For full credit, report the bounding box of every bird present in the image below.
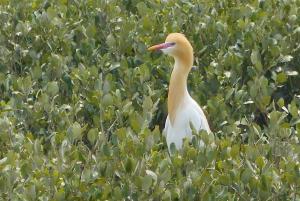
[148,33,211,151]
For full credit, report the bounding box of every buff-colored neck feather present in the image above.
[168,49,193,125]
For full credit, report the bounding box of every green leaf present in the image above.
[162,190,171,200]
[230,144,240,158]
[142,175,152,191]
[106,34,116,48]
[251,49,263,72]
[87,128,98,144]
[67,122,82,142]
[261,96,271,107]
[46,81,59,96]
[102,93,113,106]
[47,7,57,20]
[288,101,298,118]
[142,96,153,111]
[241,168,252,184]
[276,72,287,83]
[125,157,134,173]
[136,2,148,15]
[255,156,265,169]
[277,98,285,108]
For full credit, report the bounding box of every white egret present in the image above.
[148,33,211,151]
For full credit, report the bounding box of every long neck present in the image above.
[168,56,193,124]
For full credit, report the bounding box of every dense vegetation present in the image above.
[0,0,300,200]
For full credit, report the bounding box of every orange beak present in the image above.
[148,42,175,51]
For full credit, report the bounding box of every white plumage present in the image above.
[164,94,211,150]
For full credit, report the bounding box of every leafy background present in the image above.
[0,0,300,200]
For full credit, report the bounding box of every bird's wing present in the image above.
[188,97,211,133]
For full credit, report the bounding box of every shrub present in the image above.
[0,0,299,200]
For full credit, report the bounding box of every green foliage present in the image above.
[0,0,300,200]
